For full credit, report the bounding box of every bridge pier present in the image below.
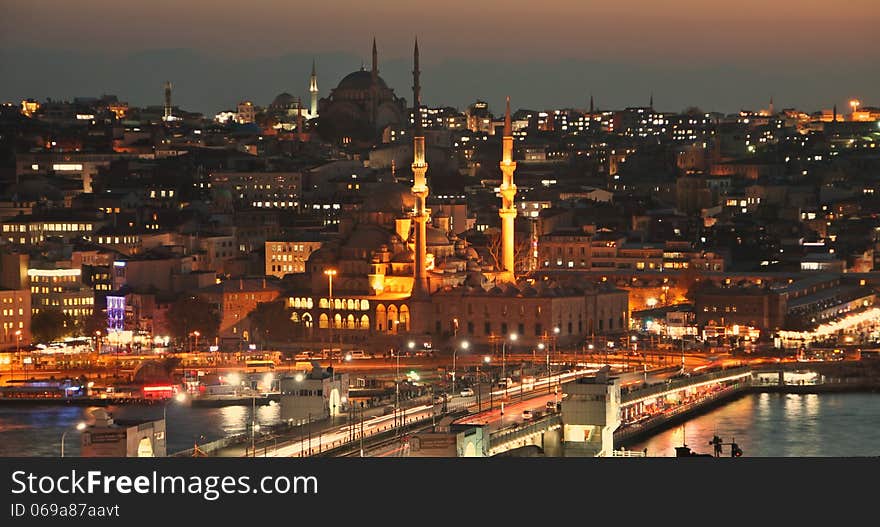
[561,371,621,457]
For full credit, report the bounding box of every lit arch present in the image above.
[360,314,369,330]
[334,313,342,328]
[302,312,313,329]
[319,313,329,329]
[346,314,355,328]
[388,305,399,333]
[399,305,410,332]
[376,304,386,332]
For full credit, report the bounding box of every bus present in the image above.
[244,359,276,372]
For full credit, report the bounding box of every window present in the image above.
[484,322,491,335]
[501,322,508,335]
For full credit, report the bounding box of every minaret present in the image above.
[498,96,518,281]
[768,96,774,116]
[649,92,654,110]
[411,38,430,296]
[370,37,379,129]
[309,59,319,118]
[163,81,172,121]
[588,94,594,134]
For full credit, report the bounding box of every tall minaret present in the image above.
[768,96,774,116]
[498,96,518,281]
[163,81,172,121]
[411,38,430,296]
[370,37,379,129]
[649,92,654,110]
[309,59,319,118]
[588,94,594,134]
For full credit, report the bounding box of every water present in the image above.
[628,393,880,457]
[2,393,880,457]
[0,402,281,457]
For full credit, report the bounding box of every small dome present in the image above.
[270,92,298,110]
[426,226,451,246]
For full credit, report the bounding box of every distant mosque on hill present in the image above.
[316,38,408,144]
[283,39,630,350]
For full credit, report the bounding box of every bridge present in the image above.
[461,366,752,457]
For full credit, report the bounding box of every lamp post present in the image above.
[553,326,560,366]
[392,348,401,432]
[61,422,87,457]
[539,342,550,394]
[454,340,469,395]
[14,329,22,381]
[479,356,490,412]
[499,333,517,416]
[324,269,337,360]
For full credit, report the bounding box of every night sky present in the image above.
[2,0,877,115]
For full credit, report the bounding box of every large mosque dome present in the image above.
[336,70,389,92]
[361,182,415,212]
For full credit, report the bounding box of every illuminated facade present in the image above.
[265,240,323,277]
[27,268,94,318]
[0,290,30,348]
[209,171,302,210]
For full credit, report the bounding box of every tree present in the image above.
[30,308,72,344]
[248,300,296,345]
[166,296,220,343]
[485,227,532,275]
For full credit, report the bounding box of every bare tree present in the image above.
[485,227,531,275]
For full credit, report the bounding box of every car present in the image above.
[460,388,475,397]
[522,410,533,420]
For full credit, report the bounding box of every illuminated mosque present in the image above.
[285,40,629,349]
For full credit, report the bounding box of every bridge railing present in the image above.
[621,366,751,405]
[612,449,647,457]
[488,415,562,451]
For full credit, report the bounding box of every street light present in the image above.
[477,356,490,411]
[324,269,337,360]
[503,333,517,386]
[454,340,469,395]
[191,331,200,353]
[14,329,22,381]
[61,422,87,457]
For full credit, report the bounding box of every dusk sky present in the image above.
[2,0,877,115]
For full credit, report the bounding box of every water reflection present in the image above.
[3,393,880,457]
[0,402,283,457]
[628,393,880,457]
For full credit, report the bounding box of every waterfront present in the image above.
[1,391,879,457]
[0,402,282,457]
[628,392,880,457]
